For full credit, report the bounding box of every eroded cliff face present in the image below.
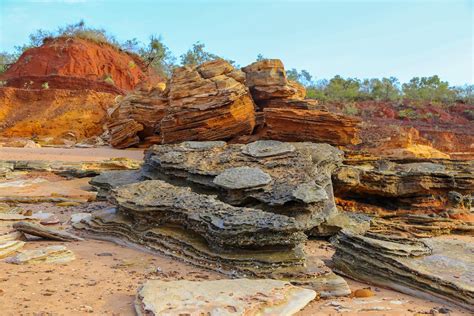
[0,37,156,144]
[1,37,147,91]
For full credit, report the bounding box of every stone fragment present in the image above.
[13,221,83,241]
[89,170,143,200]
[332,231,474,311]
[135,279,316,316]
[213,167,272,190]
[6,245,75,264]
[0,240,25,259]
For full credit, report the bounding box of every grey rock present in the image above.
[332,231,474,311]
[213,166,272,190]
[242,140,295,158]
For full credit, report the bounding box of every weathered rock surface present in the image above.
[76,208,349,296]
[0,240,25,259]
[242,59,304,102]
[107,87,168,148]
[263,108,361,146]
[160,60,256,143]
[135,279,316,316]
[333,158,474,215]
[13,221,83,241]
[6,245,75,264]
[0,158,140,178]
[332,231,474,311]
[89,170,143,200]
[142,141,343,230]
[111,180,305,249]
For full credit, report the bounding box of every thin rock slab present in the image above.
[331,231,474,311]
[13,221,83,241]
[0,240,25,259]
[6,245,75,264]
[89,170,143,200]
[135,279,316,316]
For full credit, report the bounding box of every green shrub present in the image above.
[103,75,114,85]
[343,103,359,116]
[398,108,418,119]
[41,82,49,89]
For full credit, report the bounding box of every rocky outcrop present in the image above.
[80,141,351,296]
[332,231,474,311]
[89,170,143,200]
[135,279,316,316]
[333,158,474,216]
[0,240,25,259]
[160,60,256,143]
[263,108,361,146]
[12,221,83,241]
[0,37,147,91]
[142,141,343,231]
[107,86,168,148]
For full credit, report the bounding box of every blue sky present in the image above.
[0,0,472,85]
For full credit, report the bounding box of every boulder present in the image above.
[160,60,256,143]
[135,279,316,316]
[263,108,361,146]
[242,59,304,101]
[331,231,474,311]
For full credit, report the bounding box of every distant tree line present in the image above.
[1,21,472,105]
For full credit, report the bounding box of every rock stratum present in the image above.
[107,59,361,148]
[0,37,154,144]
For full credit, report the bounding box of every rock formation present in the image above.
[263,108,361,145]
[0,36,158,144]
[142,140,342,231]
[160,60,256,143]
[79,140,351,296]
[333,157,474,217]
[0,37,147,91]
[332,231,474,311]
[105,58,360,148]
[135,279,316,316]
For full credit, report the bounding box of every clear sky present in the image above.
[0,0,472,85]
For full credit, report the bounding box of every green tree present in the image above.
[139,35,176,77]
[0,52,15,74]
[402,75,456,104]
[324,75,361,101]
[256,53,265,61]
[454,84,474,104]
[180,42,220,66]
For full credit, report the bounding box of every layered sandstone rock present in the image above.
[263,108,361,146]
[160,60,256,143]
[332,231,474,311]
[242,59,304,102]
[333,158,474,216]
[80,141,351,296]
[135,279,316,316]
[107,86,168,148]
[5,245,75,264]
[142,140,342,230]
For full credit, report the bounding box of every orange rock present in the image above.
[263,108,361,145]
[352,288,374,298]
[0,87,115,141]
[160,60,256,143]
[1,37,147,91]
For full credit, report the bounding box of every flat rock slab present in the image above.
[0,240,25,259]
[135,279,316,316]
[13,221,83,241]
[242,140,295,158]
[6,245,75,264]
[213,166,272,189]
